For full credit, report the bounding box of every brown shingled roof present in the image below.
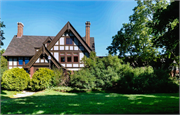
[3,34,95,56]
[3,35,54,56]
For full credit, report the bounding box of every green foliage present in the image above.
[74,52,179,93]
[52,86,73,92]
[0,21,6,46]
[30,68,55,91]
[150,1,179,66]
[1,68,30,91]
[93,55,123,89]
[107,0,169,67]
[70,69,96,89]
[117,66,179,93]
[51,67,68,86]
[0,49,8,79]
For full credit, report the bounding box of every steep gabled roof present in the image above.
[24,22,94,69]
[47,21,93,53]
[2,35,54,56]
[43,36,52,44]
[24,21,94,69]
[3,22,95,57]
[24,44,66,70]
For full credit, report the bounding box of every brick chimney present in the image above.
[17,22,24,38]
[85,21,91,47]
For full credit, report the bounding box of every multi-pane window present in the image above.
[61,57,65,62]
[18,57,23,65]
[66,38,73,45]
[67,53,72,62]
[73,53,78,62]
[25,57,29,64]
[67,56,72,62]
[60,53,65,62]
[59,52,79,63]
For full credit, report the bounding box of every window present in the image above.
[59,52,79,63]
[18,57,23,65]
[67,56,72,62]
[25,57,29,64]
[61,57,65,62]
[74,56,78,62]
[73,53,78,62]
[66,38,73,45]
[60,53,65,62]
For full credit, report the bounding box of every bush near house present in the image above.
[70,68,96,89]
[70,52,179,93]
[1,68,30,91]
[51,67,69,87]
[30,68,55,91]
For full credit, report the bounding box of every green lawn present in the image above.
[1,89,179,114]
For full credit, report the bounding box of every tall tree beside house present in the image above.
[0,21,6,47]
[107,0,169,67]
[0,49,8,79]
[149,1,179,66]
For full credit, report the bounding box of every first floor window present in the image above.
[18,57,23,65]
[61,56,65,62]
[25,57,29,64]
[67,56,72,62]
[59,52,79,63]
[74,56,78,62]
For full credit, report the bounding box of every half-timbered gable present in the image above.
[3,21,95,77]
[50,30,89,70]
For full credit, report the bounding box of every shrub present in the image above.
[1,68,30,91]
[30,68,55,91]
[52,86,73,92]
[52,67,68,86]
[0,67,7,80]
[117,66,179,93]
[70,69,96,89]
[95,66,119,89]
[73,52,178,93]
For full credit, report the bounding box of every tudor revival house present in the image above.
[3,21,95,77]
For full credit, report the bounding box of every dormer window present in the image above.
[66,38,73,45]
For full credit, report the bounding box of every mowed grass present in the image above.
[1,89,179,114]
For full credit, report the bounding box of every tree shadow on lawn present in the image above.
[1,92,179,114]
[1,89,14,100]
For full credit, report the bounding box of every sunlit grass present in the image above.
[1,90,23,99]
[1,89,179,114]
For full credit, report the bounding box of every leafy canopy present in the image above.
[107,0,169,67]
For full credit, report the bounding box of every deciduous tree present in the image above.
[149,1,179,66]
[0,21,5,47]
[107,0,169,67]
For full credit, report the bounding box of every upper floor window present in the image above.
[18,57,23,65]
[66,38,73,45]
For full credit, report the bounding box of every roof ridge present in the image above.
[20,35,55,37]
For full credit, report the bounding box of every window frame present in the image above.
[25,57,29,65]
[66,52,72,63]
[18,57,24,66]
[60,53,66,63]
[73,52,79,63]
[59,52,79,63]
[65,37,74,45]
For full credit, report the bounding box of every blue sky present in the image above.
[1,0,137,56]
